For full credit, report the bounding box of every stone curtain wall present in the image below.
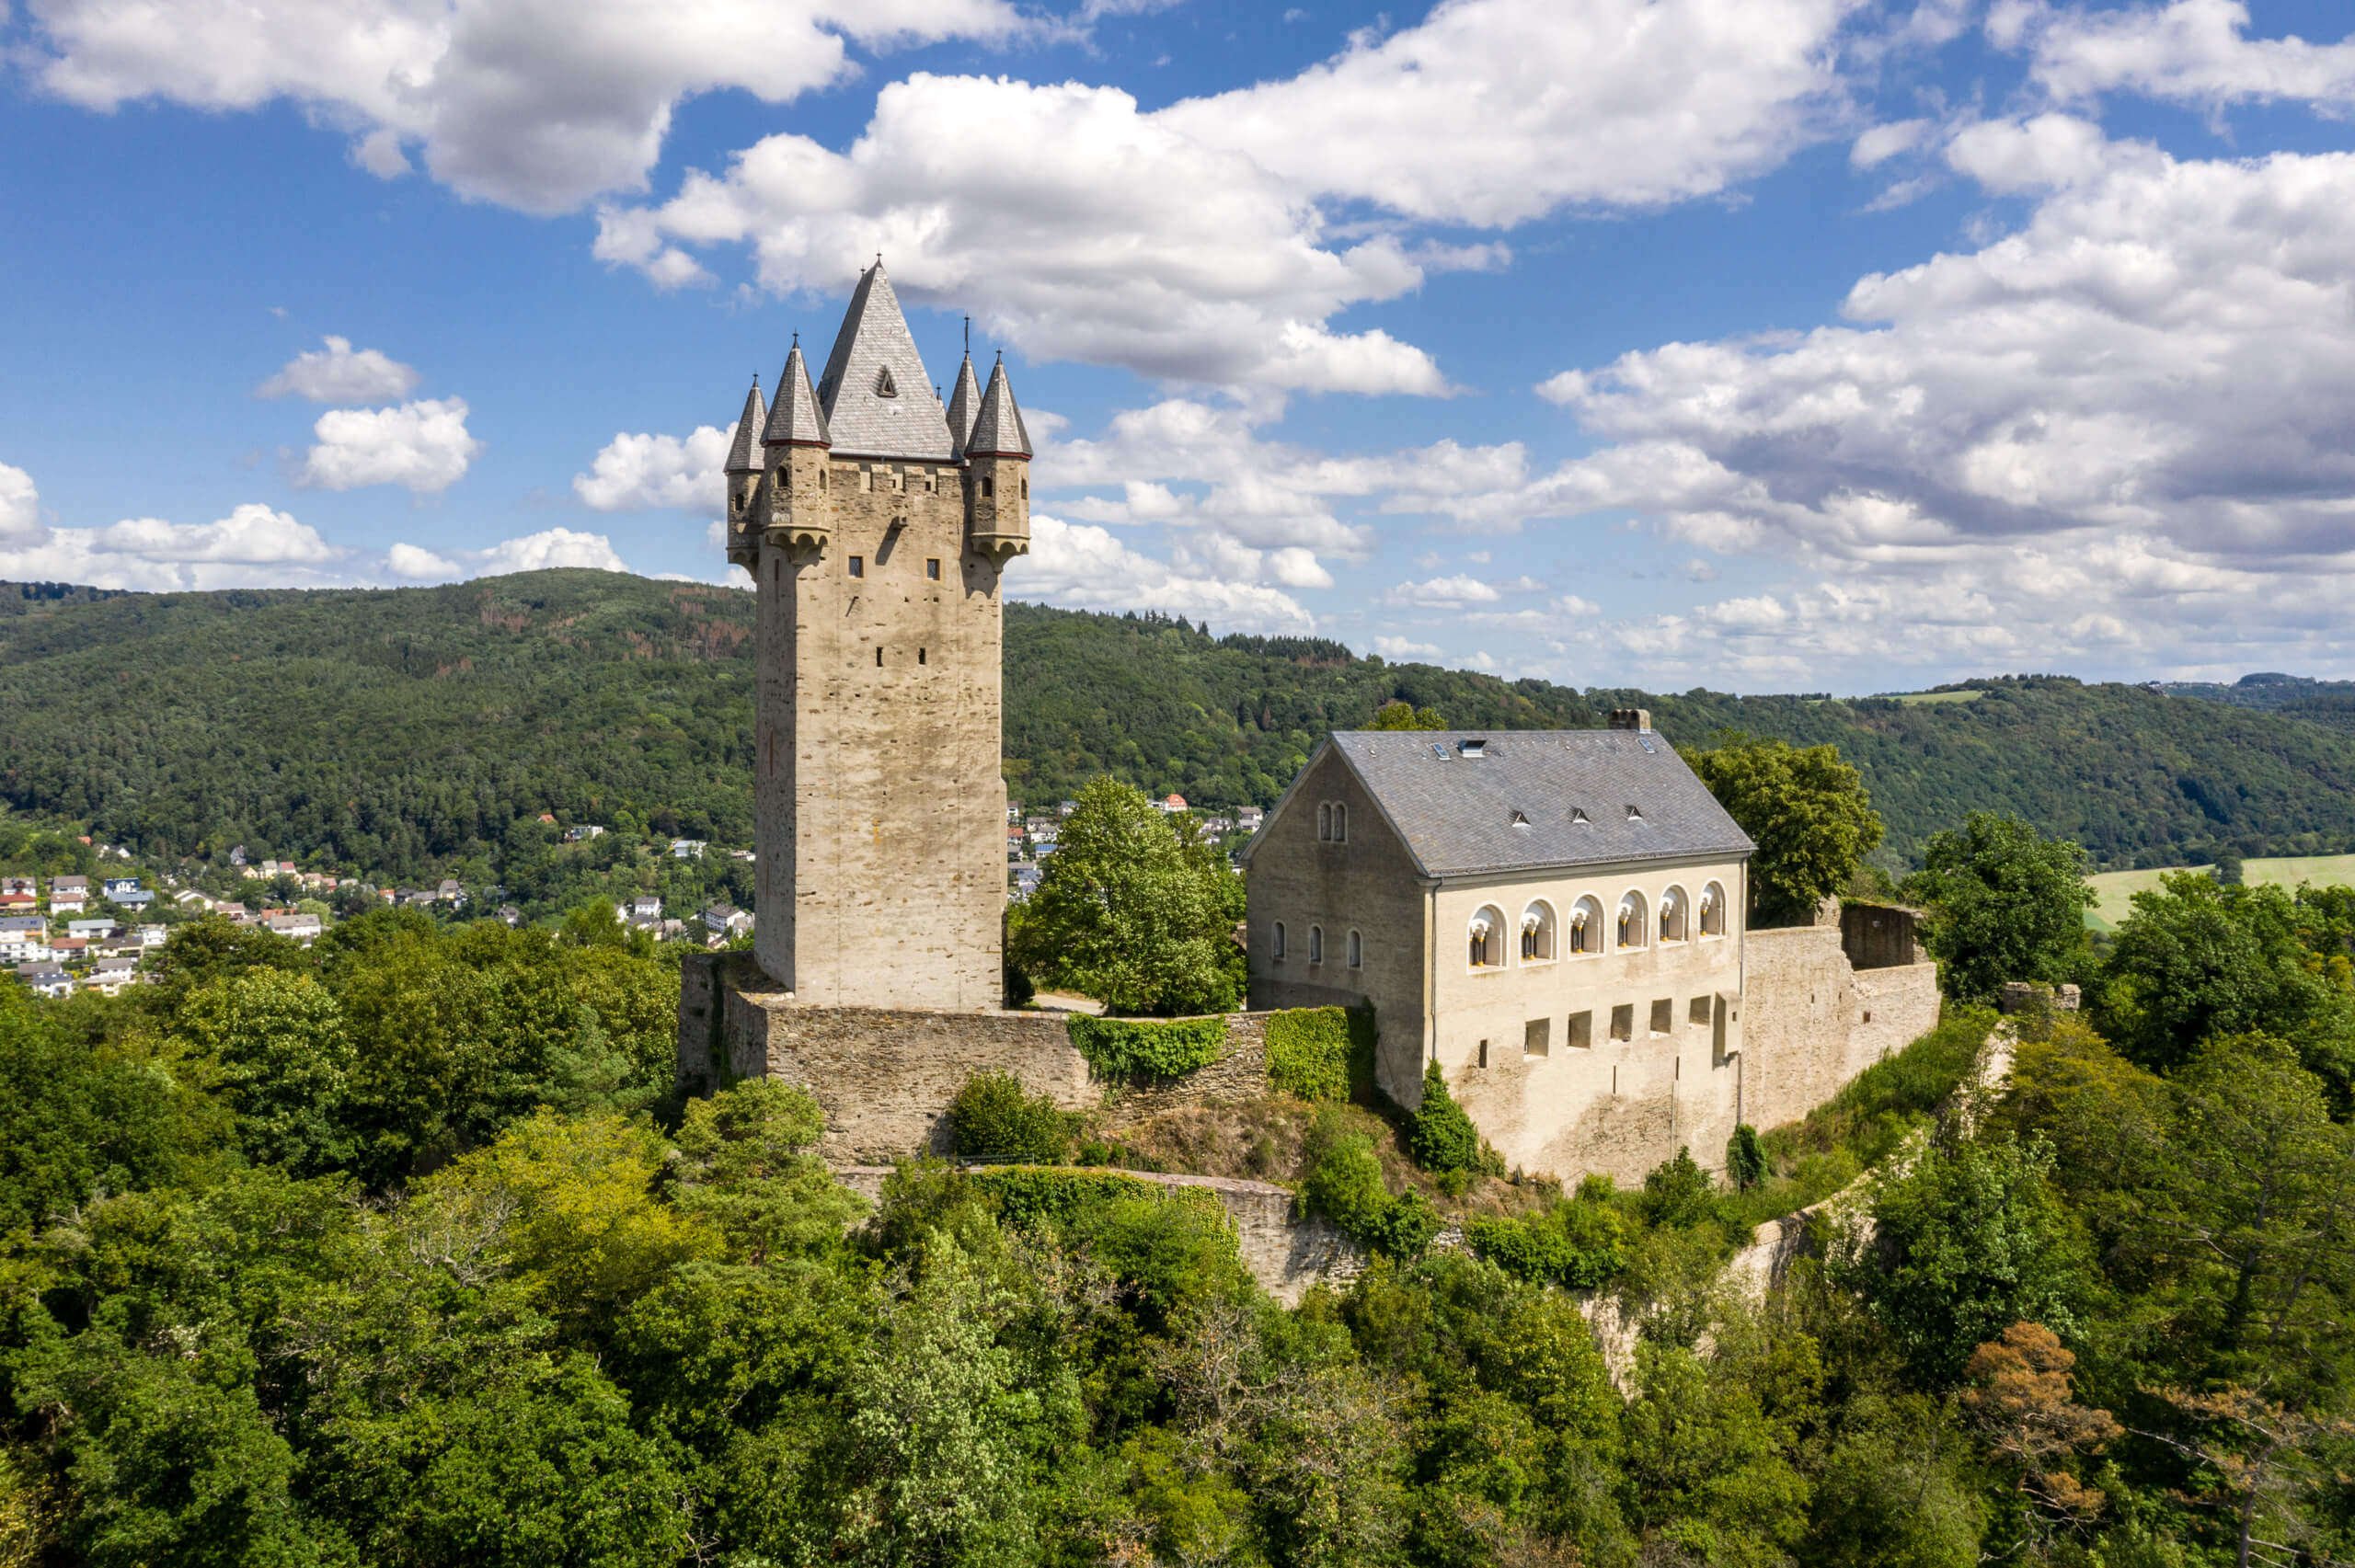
[679,952,1279,1164]
[1740,925,1941,1134]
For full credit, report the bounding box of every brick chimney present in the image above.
[1608,708,1652,733]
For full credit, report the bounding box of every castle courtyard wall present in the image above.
[1740,925,1942,1133]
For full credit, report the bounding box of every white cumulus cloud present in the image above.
[574,424,734,515]
[258,336,420,402]
[23,0,1031,213]
[0,502,340,590]
[97,503,334,563]
[2007,0,2355,113]
[1005,515,1314,633]
[0,464,43,545]
[1373,636,1442,658]
[473,527,630,575]
[386,542,461,578]
[293,397,483,492]
[1384,574,1504,606]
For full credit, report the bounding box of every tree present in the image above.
[1686,737,1883,924]
[1847,1134,2091,1384]
[2097,874,2355,1085]
[1367,700,1446,730]
[1904,812,2093,1005]
[1959,1322,2120,1533]
[172,968,358,1176]
[1008,775,1246,1015]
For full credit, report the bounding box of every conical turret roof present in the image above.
[724,376,767,473]
[945,352,983,459]
[814,263,955,462]
[761,342,831,448]
[964,357,1033,459]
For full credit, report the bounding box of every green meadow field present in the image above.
[2085,853,2355,932]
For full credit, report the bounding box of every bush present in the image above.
[1726,1125,1766,1191]
[971,1165,1224,1231]
[946,1071,1072,1163]
[1301,1105,1437,1259]
[1465,1199,1629,1288]
[1637,1148,1728,1233]
[1067,1014,1228,1082]
[1264,1005,1373,1100]
[1409,1060,1495,1174]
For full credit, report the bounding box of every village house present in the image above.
[671,839,708,860]
[0,918,49,964]
[66,919,118,942]
[618,893,663,927]
[48,937,89,963]
[564,825,607,842]
[265,910,324,944]
[102,876,141,898]
[137,925,167,948]
[17,965,72,999]
[48,876,88,912]
[701,905,754,944]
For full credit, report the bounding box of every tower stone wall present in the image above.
[724,264,1029,1010]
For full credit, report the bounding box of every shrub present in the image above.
[1067,1014,1228,1082]
[1265,1007,1349,1100]
[971,1165,1224,1231]
[946,1071,1072,1163]
[1465,1199,1628,1288]
[1410,1060,1495,1174]
[1726,1125,1766,1191]
[1637,1148,1727,1232]
[1300,1105,1437,1260]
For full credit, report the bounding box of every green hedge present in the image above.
[1067,1013,1229,1082]
[1264,1004,1376,1101]
[1464,1201,1628,1288]
[971,1165,1228,1230]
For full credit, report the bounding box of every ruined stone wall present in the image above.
[680,953,1280,1164]
[1740,925,1941,1133]
[754,455,1004,1009]
[833,1165,1359,1307]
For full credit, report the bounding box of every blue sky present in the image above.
[4,0,2353,692]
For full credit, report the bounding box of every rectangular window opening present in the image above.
[848,555,864,578]
[875,647,883,668]
[1567,1010,1592,1050]
[1610,1004,1634,1043]
[926,557,941,580]
[1649,999,1673,1036]
[918,648,927,665]
[1523,1018,1550,1059]
[1690,996,1712,1027]
[1477,1038,1489,1069]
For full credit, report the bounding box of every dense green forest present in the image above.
[8,573,2355,888]
[10,833,2355,1562]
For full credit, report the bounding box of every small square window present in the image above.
[1649,999,1673,1036]
[1690,996,1712,1027]
[848,556,864,578]
[926,558,941,580]
[1610,1004,1634,1043]
[1567,1010,1592,1049]
[1523,1018,1550,1059]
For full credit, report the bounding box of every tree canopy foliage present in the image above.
[1904,812,2095,1005]
[1685,736,1884,923]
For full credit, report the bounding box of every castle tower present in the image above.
[726,263,1030,1008]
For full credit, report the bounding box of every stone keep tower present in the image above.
[720,262,1031,1008]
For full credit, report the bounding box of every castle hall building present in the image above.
[1242,713,1765,1178]
[722,263,1031,1008]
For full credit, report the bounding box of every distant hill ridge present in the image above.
[5,569,2355,881]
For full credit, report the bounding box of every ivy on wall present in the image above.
[971,1165,1228,1230]
[1264,1004,1377,1101]
[1065,1013,1230,1081]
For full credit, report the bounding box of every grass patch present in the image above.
[2084,853,2355,932]
[1726,1006,1997,1229]
[1880,689,1987,706]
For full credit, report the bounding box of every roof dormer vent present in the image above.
[1570,807,1591,826]
[1626,804,1645,821]
[1511,810,1531,828]
[1456,738,1487,759]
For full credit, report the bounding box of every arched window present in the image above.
[1568,895,1604,956]
[1317,804,1331,841]
[1660,886,1689,943]
[1700,882,1728,937]
[1332,803,1347,842]
[1616,891,1648,951]
[1308,925,1324,963]
[1469,906,1506,968]
[1520,900,1557,961]
[1348,929,1362,968]
[1273,921,1287,960]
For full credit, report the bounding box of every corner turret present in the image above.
[946,350,982,460]
[757,340,833,559]
[722,375,767,569]
[962,354,1031,564]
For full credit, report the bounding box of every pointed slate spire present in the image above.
[964,355,1033,459]
[761,341,831,449]
[724,375,767,474]
[946,351,983,459]
[813,262,955,461]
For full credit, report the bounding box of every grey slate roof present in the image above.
[724,377,767,473]
[813,264,956,461]
[761,344,831,448]
[965,357,1032,458]
[1318,728,1754,878]
[945,352,983,459]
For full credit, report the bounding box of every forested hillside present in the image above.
[7,572,2355,882]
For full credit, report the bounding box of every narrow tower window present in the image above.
[875,647,883,667]
[1273,922,1287,960]
[926,558,941,580]
[982,477,995,498]
[918,648,926,665]
[848,556,864,578]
